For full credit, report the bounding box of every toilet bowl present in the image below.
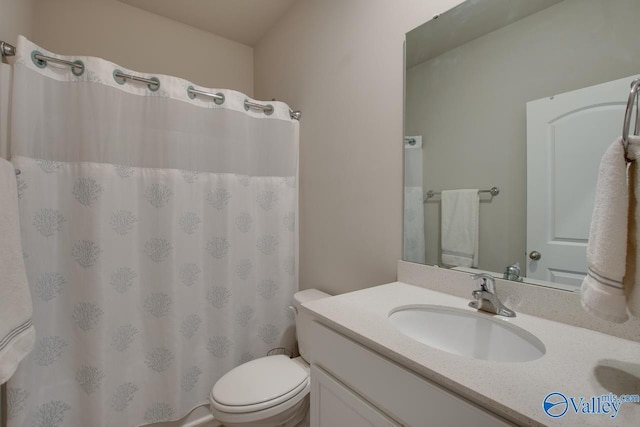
[209,289,330,427]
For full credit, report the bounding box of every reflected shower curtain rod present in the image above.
[0,40,302,120]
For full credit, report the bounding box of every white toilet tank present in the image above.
[293,289,330,362]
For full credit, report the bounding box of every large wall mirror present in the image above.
[404,0,640,291]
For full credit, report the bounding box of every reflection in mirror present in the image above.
[403,0,640,291]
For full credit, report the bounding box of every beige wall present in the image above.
[30,0,253,94]
[254,0,462,295]
[0,0,35,50]
[406,0,640,275]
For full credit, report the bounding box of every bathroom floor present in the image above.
[198,412,309,427]
[156,406,310,427]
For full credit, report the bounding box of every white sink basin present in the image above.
[389,305,545,363]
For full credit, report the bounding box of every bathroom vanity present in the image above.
[302,265,640,426]
[307,316,511,426]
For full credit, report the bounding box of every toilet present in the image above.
[209,289,330,427]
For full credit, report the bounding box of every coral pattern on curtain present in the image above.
[7,36,298,427]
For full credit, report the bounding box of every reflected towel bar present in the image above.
[425,186,500,201]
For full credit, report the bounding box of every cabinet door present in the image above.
[311,365,401,427]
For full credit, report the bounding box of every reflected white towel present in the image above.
[0,158,35,383]
[441,189,479,268]
[580,138,630,323]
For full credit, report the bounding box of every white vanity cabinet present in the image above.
[311,365,401,427]
[308,320,514,427]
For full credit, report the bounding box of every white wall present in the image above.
[30,0,253,94]
[254,0,463,295]
[0,0,35,50]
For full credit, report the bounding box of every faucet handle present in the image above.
[471,273,496,292]
[469,273,516,318]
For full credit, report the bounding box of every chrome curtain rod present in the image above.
[1,40,302,120]
[425,186,500,200]
[1,41,16,57]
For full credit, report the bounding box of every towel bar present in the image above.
[425,186,499,200]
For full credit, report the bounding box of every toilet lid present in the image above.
[212,355,309,409]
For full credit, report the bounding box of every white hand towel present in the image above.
[0,158,35,384]
[441,189,479,268]
[624,136,640,317]
[580,138,630,323]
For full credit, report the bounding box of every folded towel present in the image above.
[580,138,630,323]
[441,189,479,268]
[0,157,35,384]
[625,136,640,317]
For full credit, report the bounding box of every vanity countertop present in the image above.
[301,282,640,426]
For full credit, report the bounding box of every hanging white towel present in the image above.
[624,136,640,317]
[0,157,35,384]
[580,138,631,323]
[441,189,479,268]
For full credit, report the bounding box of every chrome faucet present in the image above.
[469,273,516,317]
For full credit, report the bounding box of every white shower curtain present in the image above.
[6,36,298,427]
[403,136,425,264]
